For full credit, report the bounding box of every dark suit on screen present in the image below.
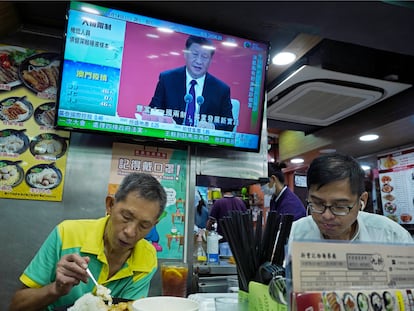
[149,66,234,131]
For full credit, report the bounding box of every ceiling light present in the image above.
[359,134,379,141]
[202,45,216,51]
[157,27,174,33]
[272,51,296,66]
[222,41,238,47]
[81,6,100,15]
[361,165,371,171]
[290,158,304,164]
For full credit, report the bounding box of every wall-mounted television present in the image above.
[56,1,270,152]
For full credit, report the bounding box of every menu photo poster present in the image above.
[108,142,188,259]
[377,146,414,225]
[0,44,70,201]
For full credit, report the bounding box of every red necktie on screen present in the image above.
[185,79,197,126]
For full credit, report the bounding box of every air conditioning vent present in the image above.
[267,65,411,126]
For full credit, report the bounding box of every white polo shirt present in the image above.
[289,211,414,244]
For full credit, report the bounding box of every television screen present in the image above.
[56,1,269,152]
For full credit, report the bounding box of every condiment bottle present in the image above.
[194,232,207,262]
[207,223,220,264]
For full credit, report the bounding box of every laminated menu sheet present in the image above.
[293,289,414,311]
[288,241,414,310]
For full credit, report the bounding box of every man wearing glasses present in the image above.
[149,35,234,131]
[289,153,413,243]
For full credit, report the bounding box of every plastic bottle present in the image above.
[207,223,220,264]
[193,232,207,263]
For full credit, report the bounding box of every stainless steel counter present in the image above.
[193,261,238,293]
[194,260,237,276]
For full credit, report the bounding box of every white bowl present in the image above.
[132,296,199,311]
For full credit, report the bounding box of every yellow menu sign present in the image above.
[0,44,69,201]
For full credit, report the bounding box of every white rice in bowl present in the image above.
[67,293,108,311]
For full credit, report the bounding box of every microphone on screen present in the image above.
[196,95,204,106]
[184,93,193,104]
[184,93,194,118]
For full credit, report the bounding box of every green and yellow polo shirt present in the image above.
[20,216,157,310]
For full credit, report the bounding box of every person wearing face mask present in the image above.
[289,153,413,243]
[265,162,306,221]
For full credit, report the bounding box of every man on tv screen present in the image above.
[149,35,235,131]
